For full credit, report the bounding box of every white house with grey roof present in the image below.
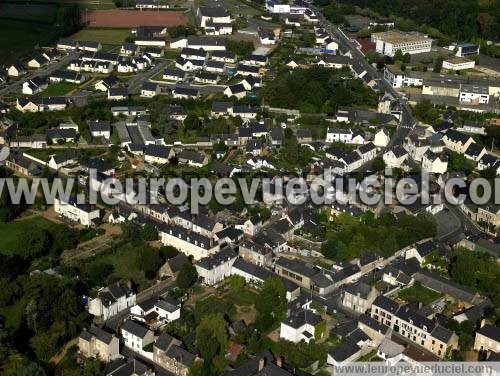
[342,281,379,314]
[121,319,154,351]
[371,295,458,358]
[280,308,325,343]
[130,296,181,324]
[159,223,220,260]
[88,283,136,320]
[144,144,174,165]
[195,248,237,285]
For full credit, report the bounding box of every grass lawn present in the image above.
[0,216,61,255]
[40,82,79,97]
[87,243,151,290]
[223,289,258,306]
[71,27,130,45]
[0,19,58,65]
[25,148,73,162]
[397,282,441,305]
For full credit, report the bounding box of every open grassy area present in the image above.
[71,27,131,45]
[25,148,73,162]
[0,19,58,65]
[85,243,151,290]
[0,216,61,255]
[397,282,442,305]
[40,82,79,97]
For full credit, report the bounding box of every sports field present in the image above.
[83,9,188,27]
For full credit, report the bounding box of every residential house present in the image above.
[238,239,272,266]
[144,144,174,164]
[280,309,325,343]
[88,283,136,321]
[79,326,120,362]
[121,319,154,351]
[383,146,408,168]
[374,128,390,147]
[342,282,379,314]
[27,53,49,68]
[54,197,100,226]
[421,150,448,174]
[474,322,500,353]
[95,76,120,92]
[159,223,219,260]
[442,129,474,153]
[7,63,26,77]
[130,296,181,324]
[177,149,208,167]
[224,83,247,99]
[22,77,48,95]
[153,333,198,376]
[90,121,112,139]
[464,143,487,162]
[172,86,199,99]
[371,295,458,358]
[195,248,237,285]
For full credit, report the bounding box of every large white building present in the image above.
[54,197,100,226]
[371,30,432,57]
[443,57,475,71]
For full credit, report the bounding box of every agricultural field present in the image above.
[71,27,131,45]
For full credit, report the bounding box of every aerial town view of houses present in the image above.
[0,0,499,374]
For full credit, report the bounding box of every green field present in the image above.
[397,282,442,305]
[71,27,131,45]
[0,19,58,65]
[85,243,151,290]
[40,82,79,97]
[0,216,61,255]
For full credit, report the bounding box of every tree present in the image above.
[136,247,163,279]
[159,245,178,260]
[85,262,114,286]
[177,262,198,289]
[371,156,386,172]
[196,314,228,363]
[18,228,51,261]
[120,221,140,242]
[433,57,443,73]
[187,360,206,376]
[403,53,411,63]
[229,275,245,292]
[459,333,474,351]
[393,49,404,62]
[255,277,287,331]
[321,239,349,261]
[140,224,158,241]
[225,40,254,57]
[448,151,469,172]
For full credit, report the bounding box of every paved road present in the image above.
[311,6,416,146]
[0,51,81,97]
[127,59,170,94]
